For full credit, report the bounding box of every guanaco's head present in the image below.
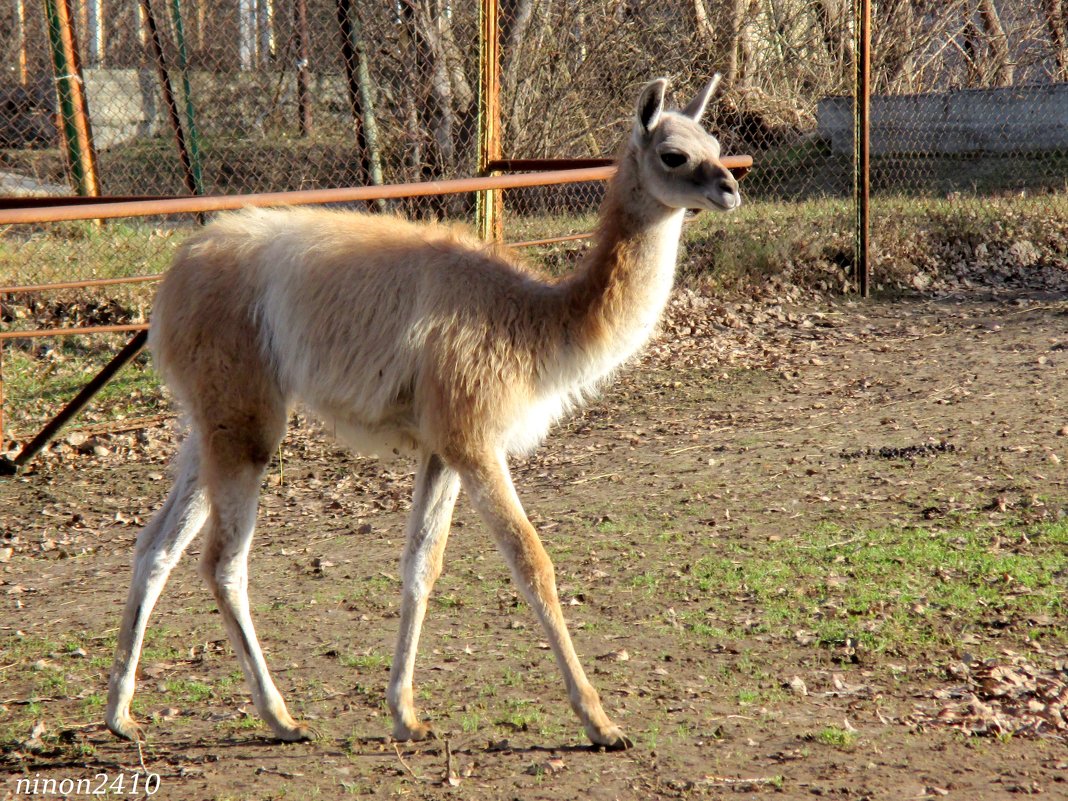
[632,75,740,213]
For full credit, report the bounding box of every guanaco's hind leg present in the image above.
[387,453,461,741]
[197,409,316,742]
[459,452,632,749]
[106,439,209,740]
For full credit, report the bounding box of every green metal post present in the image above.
[477,0,502,241]
[169,0,205,196]
[854,0,871,297]
[43,0,101,198]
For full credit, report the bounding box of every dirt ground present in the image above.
[1,286,1066,801]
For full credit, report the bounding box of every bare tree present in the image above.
[814,0,854,71]
[500,0,535,136]
[337,0,384,193]
[978,0,1014,85]
[399,0,476,186]
[873,0,918,92]
[725,0,756,89]
[1043,0,1068,78]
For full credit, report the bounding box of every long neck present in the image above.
[562,145,685,362]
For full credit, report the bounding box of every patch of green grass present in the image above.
[684,192,1068,295]
[164,678,214,704]
[683,520,1068,657]
[630,571,660,592]
[736,689,761,705]
[594,518,625,535]
[501,668,523,687]
[35,668,69,698]
[339,650,390,672]
[459,711,482,732]
[4,346,164,436]
[217,670,245,690]
[0,221,179,286]
[218,715,265,733]
[687,620,730,640]
[496,698,541,732]
[141,644,184,663]
[80,692,106,713]
[813,725,858,748]
[0,634,60,664]
[643,723,661,750]
[433,593,464,609]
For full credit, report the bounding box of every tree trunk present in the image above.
[401,0,454,179]
[874,0,917,93]
[400,0,474,215]
[693,0,714,40]
[725,0,753,89]
[294,0,312,136]
[337,0,384,195]
[978,0,1013,86]
[499,0,534,154]
[352,17,384,189]
[814,0,854,70]
[1043,0,1068,80]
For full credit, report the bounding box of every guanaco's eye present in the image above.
[659,151,688,169]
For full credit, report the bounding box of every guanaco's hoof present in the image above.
[274,722,320,742]
[106,715,146,742]
[392,720,436,743]
[590,726,634,751]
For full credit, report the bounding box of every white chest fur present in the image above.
[504,210,684,456]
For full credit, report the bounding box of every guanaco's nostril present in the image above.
[717,177,737,196]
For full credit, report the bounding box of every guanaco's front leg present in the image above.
[459,451,632,749]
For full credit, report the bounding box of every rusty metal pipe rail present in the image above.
[0,323,149,341]
[0,166,611,226]
[487,157,753,180]
[0,156,754,470]
[0,156,752,227]
[0,275,161,295]
[0,195,171,210]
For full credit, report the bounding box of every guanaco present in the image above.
[106,75,740,749]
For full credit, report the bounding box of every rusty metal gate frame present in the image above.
[0,154,754,474]
[0,0,755,474]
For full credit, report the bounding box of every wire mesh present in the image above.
[857,2,1068,291]
[863,2,1068,196]
[2,1,482,201]
[2,0,1068,442]
[0,0,488,305]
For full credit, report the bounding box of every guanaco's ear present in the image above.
[636,78,668,135]
[681,73,723,122]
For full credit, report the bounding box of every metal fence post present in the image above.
[296,0,313,137]
[477,0,503,242]
[43,0,102,198]
[854,0,871,298]
[140,0,203,207]
[16,0,29,84]
[0,341,5,455]
[169,0,205,196]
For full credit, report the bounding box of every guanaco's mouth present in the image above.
[699,194,740,212]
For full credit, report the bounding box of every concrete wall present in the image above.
[0,70,161,151]
[83,69,163,149]
[80,68,346,150]
[818,83,1068,155]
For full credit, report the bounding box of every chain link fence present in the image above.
[2,0,483,195]
[2,0,1068,441]
[861,2,1068,294]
